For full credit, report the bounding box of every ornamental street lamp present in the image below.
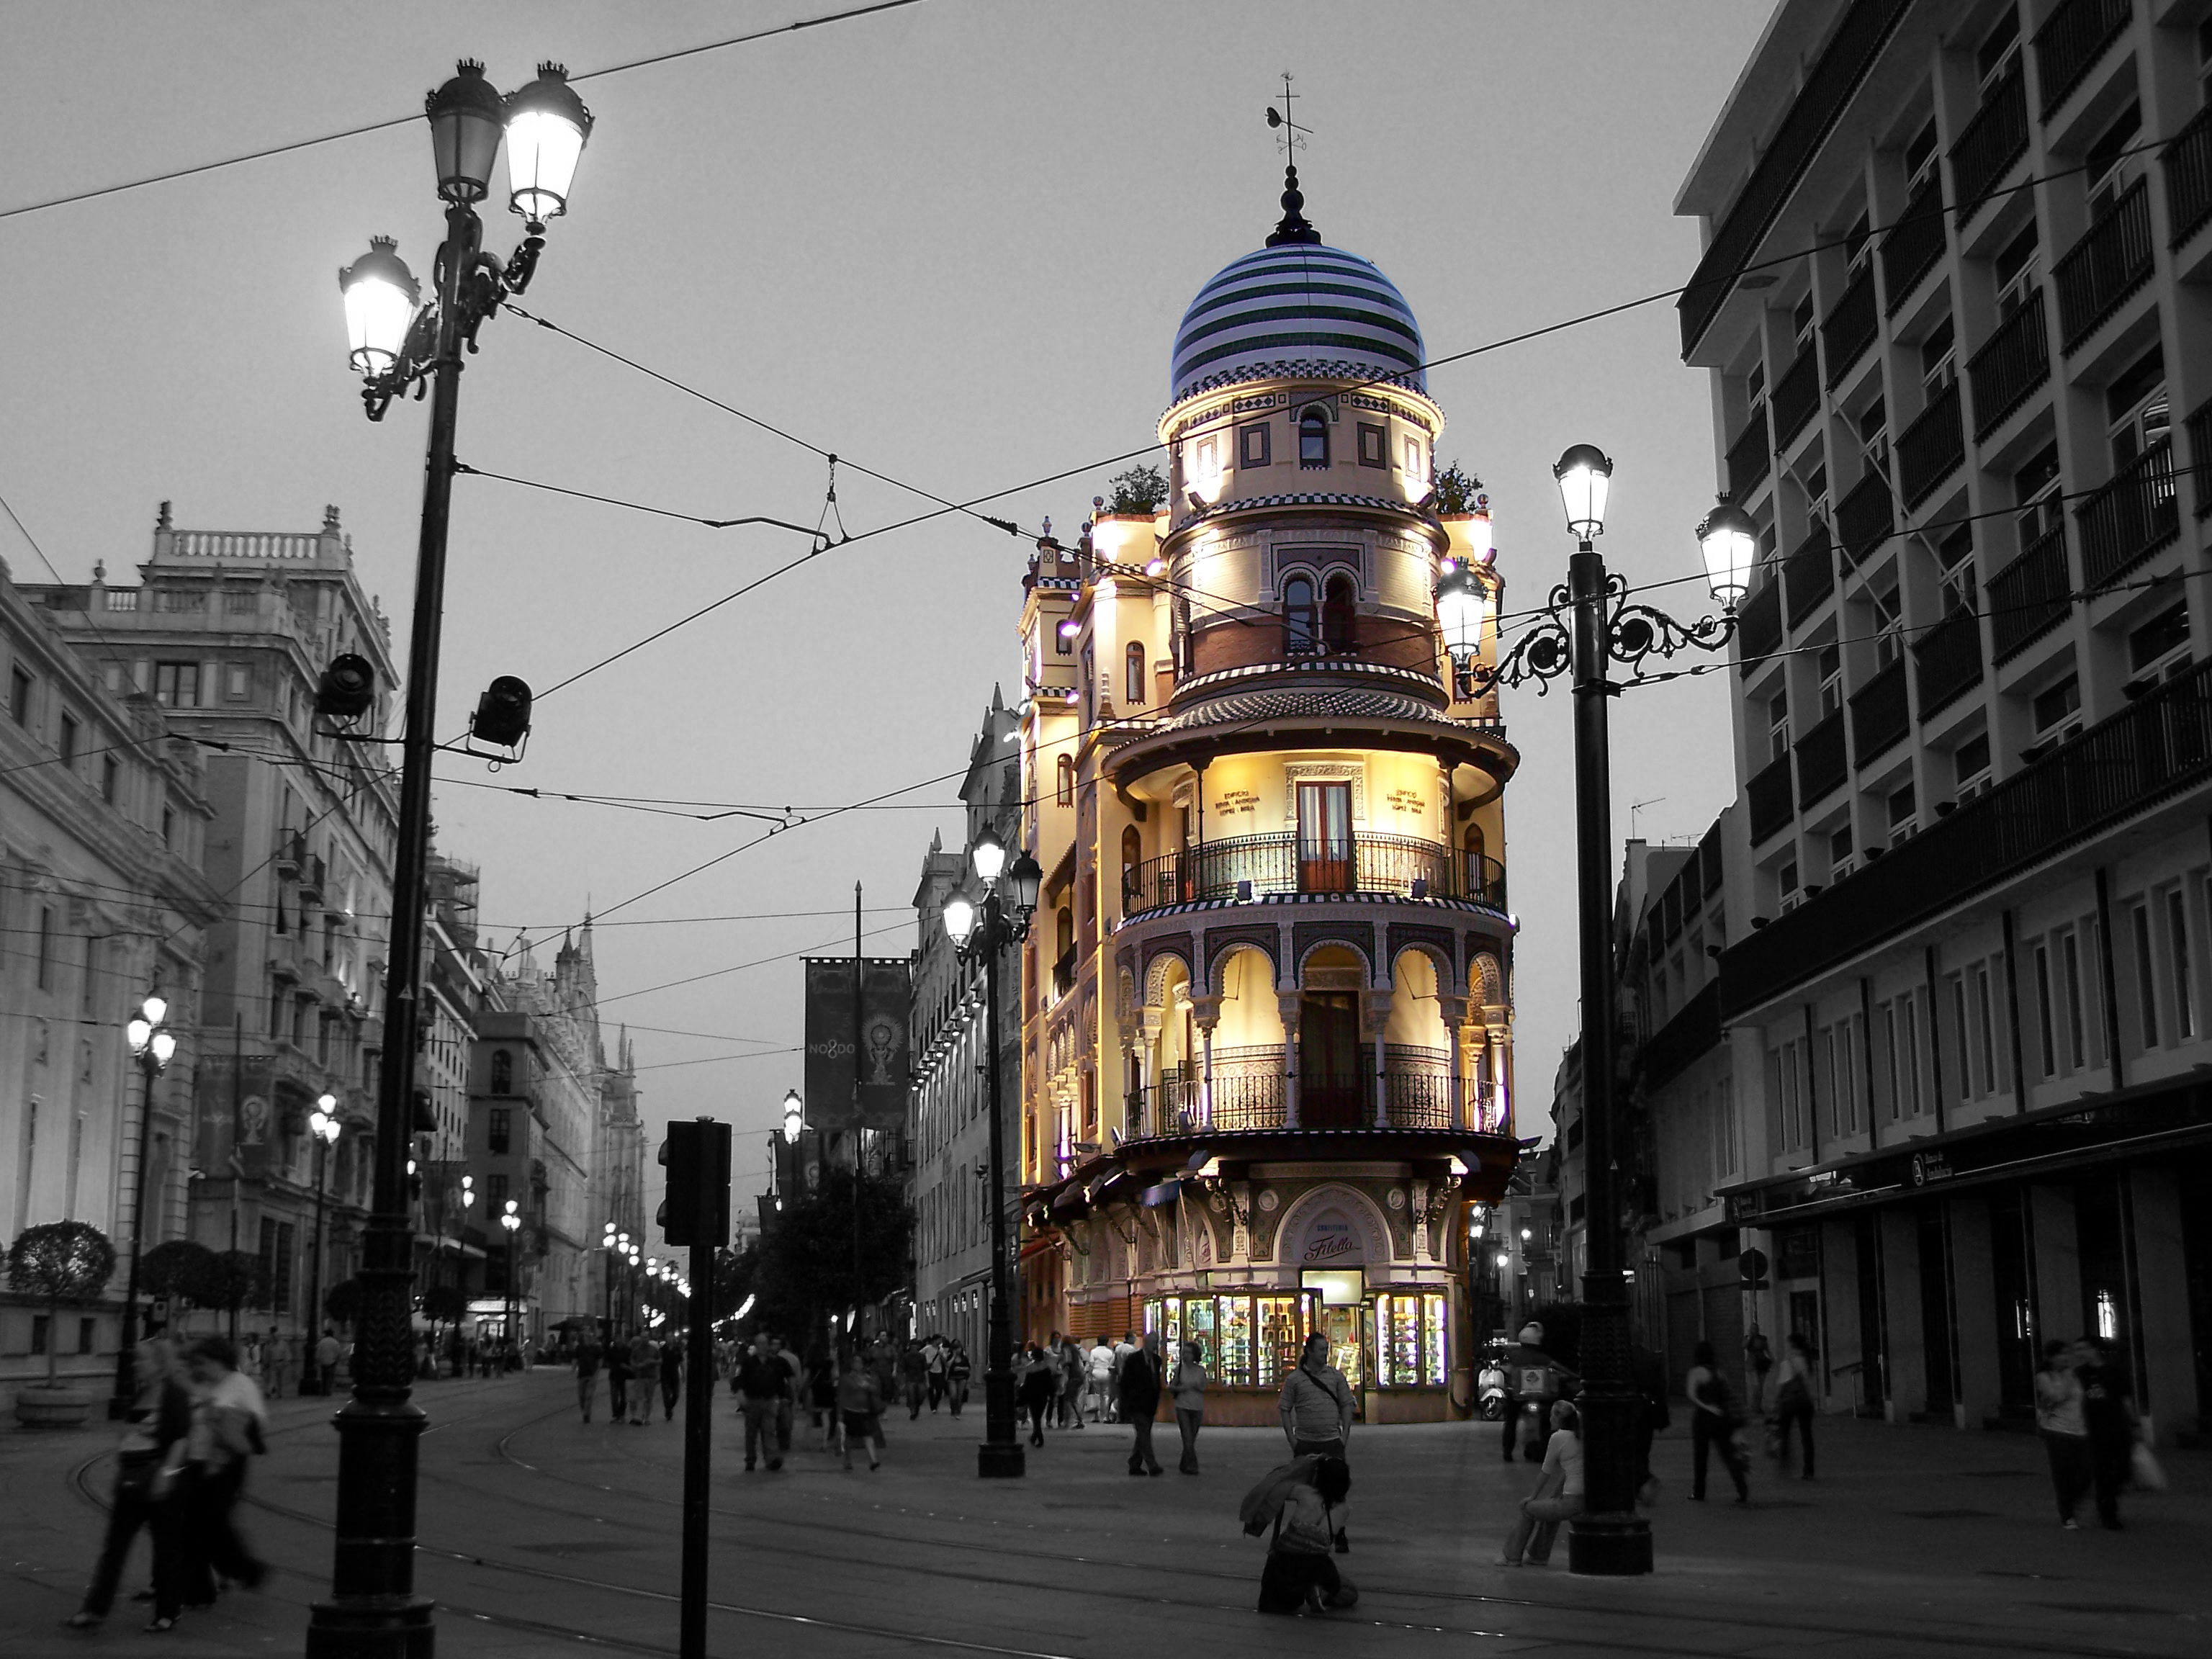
[601,1220,619,1339]
[940,824,1043,1479]
[781,1089,804,1146]
[109,993,178,1418]
[1438,447,1744,1578]
[500,1199,523,1359]
[322,58,590,1658]
[307,1099,343,1372]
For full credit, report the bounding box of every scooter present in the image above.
[1478,1364,1508,1421]
[1515,1395,1552,1460]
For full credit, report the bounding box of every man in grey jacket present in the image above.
[1278,1331,1354,1552]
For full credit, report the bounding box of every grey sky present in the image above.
[0,0,1772,1193]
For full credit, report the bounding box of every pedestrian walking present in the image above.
[659,1335,683,1420]
[1086,1336,1114,1422]
[179,1337,269,1607]
[314,1327,341,1396]
[263,1328,291,1401]
[1501,1401,1584,1567]
[925,1336,948,1412]
[1686,1340,1750,1504]
[606,1334,631,1421]
[768,1334,801,1452]
[1629,1341,1669,1504]
[2034,1339,2092,1528]
[1252,1457,1357,1615]
[1172,1338,1210,1474]
[734,1338,788,1472]
[1771,1332,1816,1480]
[626,1333,657,1425]
[836,1349,885,1471]
[1743,1325,1774,1420]
[1118,1330,1165,1476]
[806,1346,839,1445]
[1018,1344,1056,1446]
[902,1339,930,1420]
[573,1329,603,1422]
[1277,1331,1354,1549]
[66,1339,197,1632]
[945,1342,971,1418]
[2077,1336,2138,1529]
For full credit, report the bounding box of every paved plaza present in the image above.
[2,1370,2206,1658]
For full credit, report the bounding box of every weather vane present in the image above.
[1264,72,1311,156]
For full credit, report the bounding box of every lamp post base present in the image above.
[1566,1513,1653,1576]
[977,1441,1028,1479]
[304,1596,436,1659]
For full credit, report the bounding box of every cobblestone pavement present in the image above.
[4,1368,2206,1657]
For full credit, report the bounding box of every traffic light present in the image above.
[469,675,533,749]
[656,1118,731,1247]
[315,653,377,720]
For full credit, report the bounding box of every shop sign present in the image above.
[1909,1149,1954,1186]
[1300,1208,1362,1264]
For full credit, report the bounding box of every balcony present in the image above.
[1736,573,1783,673]
[1896,382,1964,509]
[1053,948,1076,999]
[1881,176,1948,317]
[274,832,304,878]
[2077,440,2178,590]
[1726,410,1771,498]
[1748,750,1795,844]
[1122,832,1506,918]
[1967,294,2050,439]
[2165,105,2212,249]
[1950,63,2028,225]
[1912,606,1984,716]
[1835,470,1894,562]
[1990,527,2072,662]
[1722,658,2212,1014]
[1781,523,1836,629]
[1822,264,1879,390]
[1125,1045,1478,1141]
[300,853,326,903]
[1676,0,1917,359]
[2190,399,2212,520]
[1770,347,1821,451]
[1848,656,1909,761]
[2054,179,2153,353]
[2033,0,2131,119]
[1794,707,1848,805]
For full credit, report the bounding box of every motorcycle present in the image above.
[1515,1395,1551,1460]
[1478,1364,1507,1421]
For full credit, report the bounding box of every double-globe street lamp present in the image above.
[323,58,592,1658]
[940,824,1043,1479]
[1437,446,1754,1577]
[500,1199,523,1359]
[307,1097,344,1375]
[109,993,178,1418]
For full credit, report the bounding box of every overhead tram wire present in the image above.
[0,1,925,223]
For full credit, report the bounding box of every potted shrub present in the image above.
[6,1220,118,1429]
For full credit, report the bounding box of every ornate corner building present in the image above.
[1015,176,1522,1423]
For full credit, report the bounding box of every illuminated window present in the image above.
[1298,409,1329,469]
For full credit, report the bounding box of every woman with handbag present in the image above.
[1772,1333,1816,1480]
[1501,1400,1584,1566]
[1686,1340,1750,1504]
[66,1339,199,1632]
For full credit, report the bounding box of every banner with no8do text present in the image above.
[802,956,912,1130]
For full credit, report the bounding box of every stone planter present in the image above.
[14,1383,96,1431]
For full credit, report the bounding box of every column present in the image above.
[1277,992,1302,1129]
[2128,1166,2197,1431]
[1439,994,1470,1128]
[1877,1210,1927,1421]
[1486,1018,1512,1134]
[1362,992,1392,1128]
[1190,996,1220,1132]
[1948,1196,2000,1429]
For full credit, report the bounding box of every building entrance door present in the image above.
[1300,994,1363,1126]
[1318,1302,1364,1396]
[1296,782,1354,893]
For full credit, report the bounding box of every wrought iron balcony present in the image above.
[1822,264,1879,390]
[1726,409,1771,498]
[1950,62,2028,225]
[2165,104,2212,248]
[1967,294,2050,439]
[1897,381,1964,508]
[1122,832,1505,918]
[2033,0,2131,119]
[2054,179,2153,353]
[2190,399,2212,521]
[1990,527,2072,662]
[1736,572,1784,670]
[1848,656,1908,762]
[1794,707,1848,805]
[1748,750,1795,844]
[1881,176,1948,316]
[2077,440,2178,590]
[1125,1044,1485,1141]
[1835,470,1894,562]
[1770,347,1821,451]
[1783,523,1836,629]
[1912,606,1984,716]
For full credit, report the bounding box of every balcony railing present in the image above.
[1897,381,1964,508]
[1822,264,1879,390]
[1912,606,1984,716]
[1727,409,1771,498]
[1771,347,1821,451]
[2054,178,2153,353]
[1835,470,1894,562]
[1783,523,1836,628]
[2190,399,2212,521]
[1676,0,1917,358]
[1722,658,2212,1014]
[1881,176,1948,315]
[1053,949,1076,998]
[1990,527,2072,662]
[1967,293,2050,439]
[2166,104,2212,248]
[1123,833,1506,918]
[1737,572,1783,672]
[1848,655,1909,761]
[2077,440,2179,590]
[1748,750,1795,844]
[1794,706,1848,805]
[1125,1046,1485,1141]
[2033,0,2131,119]
[1950,62,2028,224]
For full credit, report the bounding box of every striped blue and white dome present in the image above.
[1170,240,1427,405]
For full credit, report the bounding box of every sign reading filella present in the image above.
[802,956,912,1130]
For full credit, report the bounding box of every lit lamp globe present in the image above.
[1434,562,1491,667]
[942,894,978,948]
[781,1089,804,1146]
[1552,444,1614,541]
[502,63,594,225]
[338,238,421,377]
[1696,493,1758,612]
[969,825,1008,886]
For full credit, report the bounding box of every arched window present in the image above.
[1299,408,1330,469]
[1056,754,1074,807]
[490,1049,513,1094]
[1322,574,1357,654]
[1125,642,1146,706]
[1056,906,1075,958]
[1284,575,1318,655]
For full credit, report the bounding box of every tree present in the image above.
[1107,464,1167,515]
[1432,461,1484,515]
[6,1221,117,1388]
[323,1277,364,1328]
[207,1250,269,1321]
[140,1238,221,1326]
[420,1284,467,1326]
[752,1168,912,1347]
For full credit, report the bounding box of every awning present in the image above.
[1017,1236,1061,1262]
[1139,1179,1180,1208]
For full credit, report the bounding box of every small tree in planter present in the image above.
[1432,462,1483,516]
[1106,464,1167,516]
[6,1220,117,1427]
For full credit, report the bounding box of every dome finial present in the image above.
[1267,162,1319,246]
